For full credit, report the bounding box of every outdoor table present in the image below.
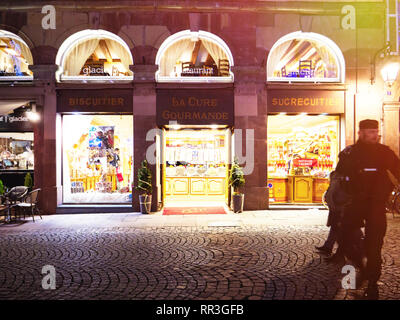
[0,198,18,223]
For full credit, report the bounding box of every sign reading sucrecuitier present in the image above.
[57,89,133,112]
[156,88,234,126]
[267,89,345,113]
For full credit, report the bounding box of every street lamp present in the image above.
[26,102,40,121]
[381,62,400,89]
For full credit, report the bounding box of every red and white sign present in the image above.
[293,159,318,167]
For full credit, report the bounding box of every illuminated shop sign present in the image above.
[0,114,33,131]
[267,90,345,113]
[156,88,234,125]
[81,64,105,76]
[57,89,133,112]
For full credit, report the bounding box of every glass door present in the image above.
[164,128,229,204]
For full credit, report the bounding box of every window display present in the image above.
[267,114,339,204]
[0,35,33,77]
[0,133,34,170]
[62,38,133,77]
[268,37,340,82]
[159,38,230,78]
[62,115,133,204]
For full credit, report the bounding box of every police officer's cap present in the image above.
[359,119,379,130]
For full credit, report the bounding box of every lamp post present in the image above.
[381,61,400,96]
[378,53,400,155]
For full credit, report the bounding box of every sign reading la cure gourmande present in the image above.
[156,89,234,126]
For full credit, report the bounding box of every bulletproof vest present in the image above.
[347,143,393,200]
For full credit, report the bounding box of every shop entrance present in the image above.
[267,114,340,205]
[162,127,230,207]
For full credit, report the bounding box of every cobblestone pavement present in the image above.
[0,212,400,300]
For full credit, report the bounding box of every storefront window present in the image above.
[0,30,33,79]
[156,31,233,82]
[62,115,133,204]
[56,30,133,81]
[0,132,34,170]
[267,114,339,204]
[267,32,344,82]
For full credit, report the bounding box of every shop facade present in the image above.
[56,89,134,210]
[0,0,395,213]
[266,86,345,205]
[265,31,347,205]
[157,87,234,206]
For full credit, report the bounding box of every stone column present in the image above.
[131,65,159,212]
[383,102,400,156]
[28,64,59,214]
[232,65,269,210]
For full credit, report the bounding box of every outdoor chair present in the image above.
[2,186,28,221]
[17,188,42,222]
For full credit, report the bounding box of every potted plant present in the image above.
[24,172,33,190]
[135,160,152,214]
[0,179,5,204]
[229,157,245,213]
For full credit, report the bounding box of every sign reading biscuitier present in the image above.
[57,89,133,113]
[156,88,234,126]
[267,89,345,113]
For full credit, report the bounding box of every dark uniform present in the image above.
[323,170,363,258]
[335,139,400,285]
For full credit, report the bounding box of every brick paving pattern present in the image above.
[1,215,400,300]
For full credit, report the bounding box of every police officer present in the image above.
[335,119,400,299]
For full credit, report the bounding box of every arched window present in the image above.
[267,31,345,83]
[0,30,33,80]
[156,30,234,82]
[56,30,133,82]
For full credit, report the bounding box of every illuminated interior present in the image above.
[267,32,344,82]
[267,114,339,204]
[156,30,234,82]
[0,132,34,170]
[56,30,133,81]
[0,31,33,78]
[62,115,133,204]
[164,128,229,203]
